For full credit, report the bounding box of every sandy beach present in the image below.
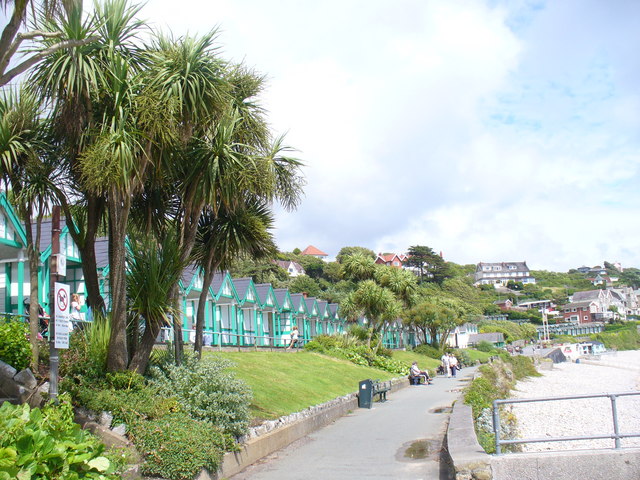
[510,350,640,452]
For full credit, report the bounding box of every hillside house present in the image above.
[473,261,535,286]
[274,260,305,277]
[300,245,328,260]
[375,253,407,269]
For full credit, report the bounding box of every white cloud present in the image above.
[138,0,640,271]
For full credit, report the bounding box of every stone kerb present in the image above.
[447,401,493,480]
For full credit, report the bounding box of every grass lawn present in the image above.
[208,347,489,423]
[207,350,397,422]
[391,350,441,373]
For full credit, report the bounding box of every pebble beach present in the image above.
[510,350,640,452]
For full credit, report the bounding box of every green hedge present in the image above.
[0,317,31,371]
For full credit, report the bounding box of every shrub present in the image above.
[128,413,232,480]
[0,316,31,371]
[412,344,442,359]
[464,356,538,453]
[0,394,119,479]
[74,384,180,426]
[476,340,495,352]
[148,356,252,437]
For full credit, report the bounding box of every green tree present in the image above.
[191,198,276,357]
[335,246,375,263]
[0,0,99,86]
[404,245,450,284]
[341,252,376,281]
[0,87,56,369]
[340,279,401,351]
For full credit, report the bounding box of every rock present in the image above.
[112,423,127,436]
[0,360,17,382]
[14,368,37,390]
[99,411,114,428]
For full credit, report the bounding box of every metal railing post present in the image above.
[493,400,502,455]
[610,394,620,449]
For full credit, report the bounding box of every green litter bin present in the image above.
[358,379,373,409]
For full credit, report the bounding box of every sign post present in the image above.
[54,283,70,349]
[48,207,62,403]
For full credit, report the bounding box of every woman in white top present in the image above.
[287,325,299,350]
[70,293,82,329]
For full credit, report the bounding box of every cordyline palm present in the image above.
[0,87,58,369]
[126,230,187,374]
[374,266,418,308]
[341,252,377,281]
[71,0,147,371]
[28,0,146,325]
[191,197,276,357]
[340,279,402,351]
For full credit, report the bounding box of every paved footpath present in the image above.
[230,367,477,480]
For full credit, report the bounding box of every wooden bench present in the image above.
[372,379,391,402]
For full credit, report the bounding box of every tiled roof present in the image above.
[301,245,327,256]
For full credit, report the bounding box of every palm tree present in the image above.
[340,279,402,351]
[0,87,57,369]
[191,197,276,357]
[341,253,377,281]
[126,231,187,373]
[28,0,146,320]
[0,0,100,86]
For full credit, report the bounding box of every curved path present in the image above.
[230,367,477,480]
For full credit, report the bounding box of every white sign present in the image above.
[56,254,66,277]
[54,282,70,349]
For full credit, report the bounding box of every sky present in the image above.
[21,0,640,271]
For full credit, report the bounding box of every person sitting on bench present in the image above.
[410,361,432,385]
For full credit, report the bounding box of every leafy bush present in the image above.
[476,340,495,352]
[412,344,442,359]
[128,413,232,480]
[0,316,31,371]
[464,356,539,453]
[0,395,119,479]
[148,356,252,437]
[74,384,180,426]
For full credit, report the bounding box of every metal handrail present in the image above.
[493,391,640,454]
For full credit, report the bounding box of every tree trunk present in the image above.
[106,189,131,372]
[23,216,41,371]
[194,258,219,358]
[128,318,162,374]
[169,283,183,365]
[61,194,106,314]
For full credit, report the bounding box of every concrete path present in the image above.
[230,367,477,480]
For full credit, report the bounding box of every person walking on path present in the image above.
[449,353,459,378]
[441,352,451,377]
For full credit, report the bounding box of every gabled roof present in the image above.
[274,260,305,273]
[211,271,238,302]
[301,245,327,257]
[255,283,278,309]
[572,290,607,302]
[328,303,339,319]
[180,264,202,294]
[289,293,309,315]
[304,297,318,317]
[273,288,293,311]
[233,277,258,305]
[316,299,329,318]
